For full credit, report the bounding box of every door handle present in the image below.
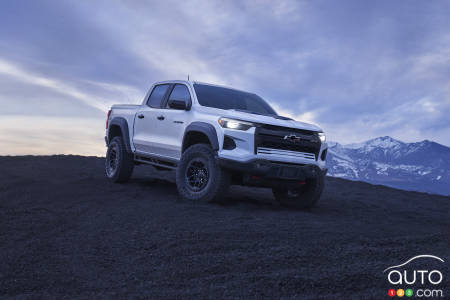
[157,115,165,120]
[138,114,144,119]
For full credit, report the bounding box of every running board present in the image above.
[134,154,177,170]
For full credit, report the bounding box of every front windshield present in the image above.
[193,84,277,116]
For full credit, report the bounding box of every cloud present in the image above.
[0,58,143,112]
[270,102,318,126]
[0,116,105,156]
[0,58,143,155]
[0,0,449,155]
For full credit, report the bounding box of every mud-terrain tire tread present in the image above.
[106,136,134,183]
[176,143,230,203]
[272,173,325,209]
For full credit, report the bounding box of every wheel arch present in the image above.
[108,117,132,153]
[182,122,219,153]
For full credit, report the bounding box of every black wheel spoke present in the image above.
[185,158,209,192]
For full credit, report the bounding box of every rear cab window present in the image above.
[147,84,170,108]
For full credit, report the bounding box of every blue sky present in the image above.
[0,0,449,155]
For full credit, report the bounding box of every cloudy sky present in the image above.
[0,0,449,155]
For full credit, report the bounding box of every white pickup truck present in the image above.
[105,80,327,208]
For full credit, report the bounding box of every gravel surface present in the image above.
[0,155,449,299]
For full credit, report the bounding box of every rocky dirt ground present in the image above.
[0,156,449,299]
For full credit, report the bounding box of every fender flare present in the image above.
[108,117,132,153]
[183,122,219,152]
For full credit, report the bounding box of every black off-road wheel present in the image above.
[176,143,230,203]
[105,136,134,183]
[272,173,325,209]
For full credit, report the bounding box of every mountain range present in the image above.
[326,136,450,196]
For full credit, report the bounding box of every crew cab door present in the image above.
[133,84,171,155]
[156,84,192,159]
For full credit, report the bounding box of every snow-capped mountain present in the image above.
[327,136,450,196]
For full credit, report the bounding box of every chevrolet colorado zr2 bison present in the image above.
[105,80,328,208]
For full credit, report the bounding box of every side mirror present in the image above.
[168,99,190,110]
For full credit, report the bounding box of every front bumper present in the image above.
[217,126,328,170]
[218,158,327,182]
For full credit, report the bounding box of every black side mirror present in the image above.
[168,99,190,110]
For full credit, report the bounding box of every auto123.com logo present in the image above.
[384,255,445,298]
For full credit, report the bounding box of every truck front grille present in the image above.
[255,126,321,160]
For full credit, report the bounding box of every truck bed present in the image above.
[110,104,140,121]
[111,104,141,109]
[108,104,141,151]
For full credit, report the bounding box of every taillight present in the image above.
[106,110,111,129]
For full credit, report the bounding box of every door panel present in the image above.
[133,84,171,155]
[133,106,161,154]
[149,84,192,159]
[155,108,189,159]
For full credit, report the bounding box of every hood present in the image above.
[196,106,322,132]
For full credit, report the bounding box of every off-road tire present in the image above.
[176,143,230,203]
[272,173,325,209]
[105,136,134,183]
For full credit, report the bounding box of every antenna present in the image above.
[188,74,190,81]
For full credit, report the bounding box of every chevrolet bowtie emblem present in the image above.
[284,134,302,141]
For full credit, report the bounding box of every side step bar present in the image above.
[135,154,177,170]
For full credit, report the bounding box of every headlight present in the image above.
[218,118,257,131]
[318,132,326,142]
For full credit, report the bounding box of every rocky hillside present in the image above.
[327,136,450,195]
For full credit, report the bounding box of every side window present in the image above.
[147,84,170,108]
[167,84,191,107]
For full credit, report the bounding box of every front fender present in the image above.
[183,122,219,151]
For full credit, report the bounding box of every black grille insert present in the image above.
[255,127,321,159]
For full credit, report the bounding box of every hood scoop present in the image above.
[272,115,293,121]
